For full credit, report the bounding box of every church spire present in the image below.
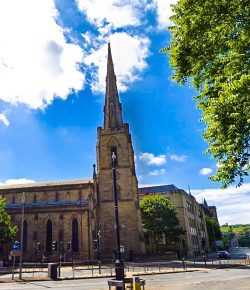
[104,43,123,130]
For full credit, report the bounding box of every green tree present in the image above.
[205,216,221,248]
[140,194,184,251]
[0,196,17,244]
[163,0,250,187]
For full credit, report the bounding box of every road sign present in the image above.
[12,241,20,251]
[10,251,21,256]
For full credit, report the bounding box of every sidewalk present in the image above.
[1,257,248,283]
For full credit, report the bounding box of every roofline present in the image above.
[0,179,93,192]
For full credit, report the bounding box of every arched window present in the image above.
[72,218,79,252]
[46,219,52,253]
[23,220,28,252]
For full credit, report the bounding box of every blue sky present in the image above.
[0,0,249,225]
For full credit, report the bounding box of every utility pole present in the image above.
[19,192,25,279]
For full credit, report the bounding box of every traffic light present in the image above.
[93,239,98,251]
[67,242,71,251]
[36,242,41,251]
[52,240,58,252]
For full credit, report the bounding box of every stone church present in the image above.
[0,44,145,262]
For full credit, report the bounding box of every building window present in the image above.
[111,146,118,166]
[55,192,59,202]
[12,196,16,204]
[187,201,194,213]
[72,218,79,252]
[44,192,48,203]
[23,220,28,252]
[33,194,37,203]
[46,219,52,253]
[59,230,64,241]
[33,231,37,240]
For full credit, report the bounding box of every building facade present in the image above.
[0,44,145,262]
[138,185,210,257]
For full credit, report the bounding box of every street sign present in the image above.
[10,251,21,256]
[12,241,20,251]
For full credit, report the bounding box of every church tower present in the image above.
[96,43,145,258]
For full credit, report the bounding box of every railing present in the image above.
[0,256,249,280]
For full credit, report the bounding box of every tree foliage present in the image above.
[205,216,221,247]
[140,194,184,250]
[164,0,250,187]
[0,196,17,244]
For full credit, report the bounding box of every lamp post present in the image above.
[79,184,84,263]
[97,230,101,274]
[111,151,124,286]
[19,192,25,279]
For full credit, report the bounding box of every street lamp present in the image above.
[97,230,101,274]
[111,151,124,286]
[19,192,25,279]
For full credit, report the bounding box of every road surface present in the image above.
[0,265,249,290]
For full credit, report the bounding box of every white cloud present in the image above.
[139,152,166,166]
[149,169,165,176]
[170,154,188,162]
[76,0,144,30]
[0,0,84,109]
[154,0,178,30]
[0,112,10,126]
[84,32,150,93]
[193,183,250,225]
[199,167,213,175]
[0,178,35,185]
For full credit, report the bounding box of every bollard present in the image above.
[133,276,142,290]
[48,263,57,280]
[182,258,185,270]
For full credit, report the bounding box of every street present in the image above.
[0,265,249,290]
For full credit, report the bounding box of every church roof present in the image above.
[0,178,93,192]
[138,184,179,194]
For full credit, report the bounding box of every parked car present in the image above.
[217,250,230,259]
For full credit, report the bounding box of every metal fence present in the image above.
[1,256,250,280]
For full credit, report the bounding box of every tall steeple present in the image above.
[104,43,123,130]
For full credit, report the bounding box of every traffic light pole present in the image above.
[58,242,61,277]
